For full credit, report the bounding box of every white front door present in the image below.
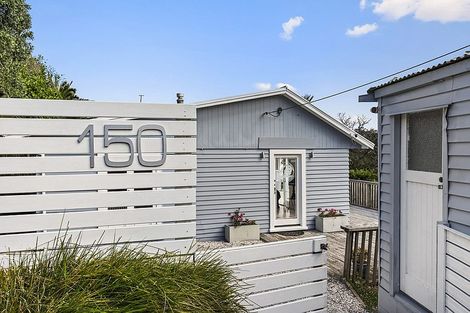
[270,150,306,231]
[400,110,444,312]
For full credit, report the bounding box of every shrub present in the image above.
[228,208,256,227]
[317,208,345,217]
[349,168,378,181]
[0,237,247,313]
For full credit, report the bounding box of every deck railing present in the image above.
[342,225,378,286]
[349,179,378,210]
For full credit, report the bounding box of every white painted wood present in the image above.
[0,188,195,214]
[216,237,319,265]
[437,224,447,313]
[0,172,196,194]
[0,98,196,119]
[233,253,326,279]
[0,154,196,174]
[247,281,326,309]
[245,267,327,294]
[0,222,196,252]
[446,282,470,310]
[400,115,444,312]
[0,118,197,136]
[0,205,195,234]
[0,102,196,254]
[445,268,470,295]
[447,244,470,268]
[255,295,326,313]
[211,237,327,312]
[445,295,468,313]
[0,137,196,154]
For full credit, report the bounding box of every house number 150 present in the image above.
[77,124,167,168]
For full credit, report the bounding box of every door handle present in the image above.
[438,185,443,190]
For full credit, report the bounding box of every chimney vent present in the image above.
[176,93,184,104]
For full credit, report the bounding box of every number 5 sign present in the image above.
[77,124,166,168]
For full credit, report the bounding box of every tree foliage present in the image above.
[338,113,378,180]
[0,0,79,99]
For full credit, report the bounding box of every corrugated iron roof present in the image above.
[368,53,470,93]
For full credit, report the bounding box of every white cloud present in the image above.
[346,23,379,37]
[276,83,296,91]
[360,0,367,10]
[255,82,272,91]
[280,16,304,40]
[372,0,470,23]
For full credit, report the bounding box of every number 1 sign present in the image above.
[77,124,167,168]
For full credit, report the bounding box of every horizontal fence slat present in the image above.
[0,99,196,119]
[0,137,196,154]
[0,171,196,194]
[446,282,470,310]
[0,205,195,234]
[0,188,195,214]
[233,253,326,279]
[248,281,326,309]
[217,238,320,265]
[255,295,326,313]
[0,222,196,253]
[0,154,196,174]
[0,119,196,136]
[245,266,327,294]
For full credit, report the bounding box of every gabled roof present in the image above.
[193,87,374,149]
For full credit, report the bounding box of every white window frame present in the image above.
[269,149,307,232]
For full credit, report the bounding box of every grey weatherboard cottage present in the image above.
[194,87,374,241]
[361,54,470,313]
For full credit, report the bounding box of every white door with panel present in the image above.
[270,150,306,231]
[400,110,444,312]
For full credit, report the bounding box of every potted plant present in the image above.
[224,209,259,243]
[315,208,348,233]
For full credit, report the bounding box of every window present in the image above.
[407,109,442,173]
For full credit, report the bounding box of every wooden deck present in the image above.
[261,206,378,277]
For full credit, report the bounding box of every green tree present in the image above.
[0,0,79,99]
[338,113,378,180]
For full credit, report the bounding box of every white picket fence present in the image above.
[0,98,196,255]
[437,224,470,313]
[214,237,328,313]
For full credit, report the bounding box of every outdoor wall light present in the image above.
[260,152,267,159]
[309,151,314,159]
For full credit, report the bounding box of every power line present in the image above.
[264,44,470,116]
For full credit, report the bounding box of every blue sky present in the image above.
[28,0,469,127]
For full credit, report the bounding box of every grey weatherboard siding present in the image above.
[196,95,357,241]
[371,56,470,312]
[197,95,360,149]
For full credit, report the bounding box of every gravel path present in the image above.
[328,275,367,313]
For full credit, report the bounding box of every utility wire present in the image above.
[264,44,470,116]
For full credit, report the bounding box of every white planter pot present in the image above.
[224,224,260,243]
[315,215,348,233]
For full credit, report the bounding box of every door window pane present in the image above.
[407,110,442,173]
[274,157,297,219]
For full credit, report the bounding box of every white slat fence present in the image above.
[210,237,328,313]
[0,98,196,256]
[437,223,470,313]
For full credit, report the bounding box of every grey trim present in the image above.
[391,115,401,295]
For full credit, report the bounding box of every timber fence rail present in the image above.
[342,225,378,286]
[349,179,378,210]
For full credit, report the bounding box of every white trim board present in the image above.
[269,149,307,232]
[193,87,375,150]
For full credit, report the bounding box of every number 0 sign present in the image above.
[77,124,167,168]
